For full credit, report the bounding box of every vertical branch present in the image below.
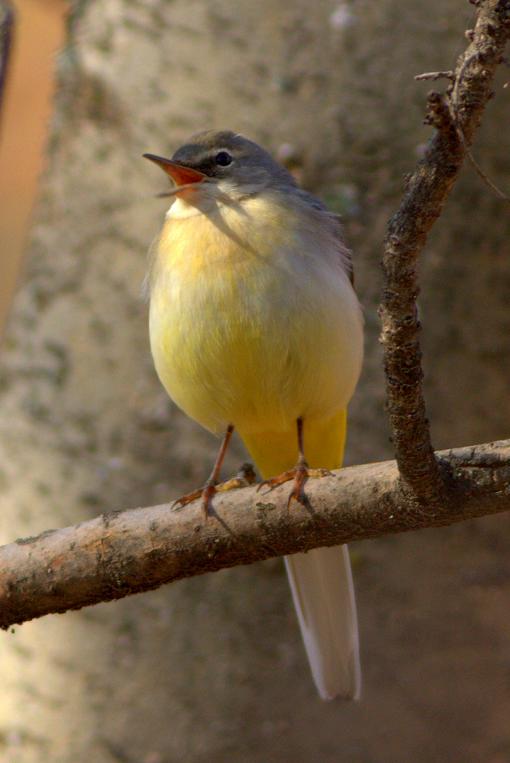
[379,0,510,505]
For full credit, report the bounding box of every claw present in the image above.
[257,468,298,493]
[257,462,333,507]
[257,462,309,507]
[171,462,257,518]
[172,481,216,518]
[171,489,203,510]
[287,463,309,507]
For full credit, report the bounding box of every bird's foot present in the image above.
[257,460,333,507]
[216,462,257,493]
[171,480,217,518]
[172,462,257,518]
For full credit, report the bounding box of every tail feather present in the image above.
[284,546,361,700]
[240,409,361,700]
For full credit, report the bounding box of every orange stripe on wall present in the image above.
[0,0,68,339]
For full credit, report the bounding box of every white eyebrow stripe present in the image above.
[206,148,233,156]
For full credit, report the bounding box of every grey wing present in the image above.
[329,211,355,287]
[296,188,355,286]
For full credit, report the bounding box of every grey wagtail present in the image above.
[144,131,363,700]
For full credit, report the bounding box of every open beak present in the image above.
[143,153,207,186]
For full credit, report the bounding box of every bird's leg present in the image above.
[172,426,255,517]
[257,417,332,507]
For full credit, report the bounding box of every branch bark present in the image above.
[1,439,510,630]
[379,0,510,505]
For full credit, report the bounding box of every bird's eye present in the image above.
[215,150,233,166]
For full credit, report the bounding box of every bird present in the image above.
[144,130,364,701]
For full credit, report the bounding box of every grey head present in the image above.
[170,130,298,195]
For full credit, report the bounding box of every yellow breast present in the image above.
[148,191,363,434]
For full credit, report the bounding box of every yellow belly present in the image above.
[148,193,363,435]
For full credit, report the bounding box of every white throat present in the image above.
[165,196,204,220]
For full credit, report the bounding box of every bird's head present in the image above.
[144,130,296,201]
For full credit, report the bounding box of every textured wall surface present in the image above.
[1,1,509,761]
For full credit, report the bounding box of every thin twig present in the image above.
[448,50,510,201]
[463,143,510,200]
[415,70,454,81]
[1,440,509,630]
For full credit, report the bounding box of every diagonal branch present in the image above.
[379,0,510,506]
[1,440,509,631]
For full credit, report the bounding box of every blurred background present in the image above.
[0,1,509,761]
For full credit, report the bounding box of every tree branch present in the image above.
[1,439,510,630]
[379,0,510,505]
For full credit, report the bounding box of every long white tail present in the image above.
[284,544,361,701]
